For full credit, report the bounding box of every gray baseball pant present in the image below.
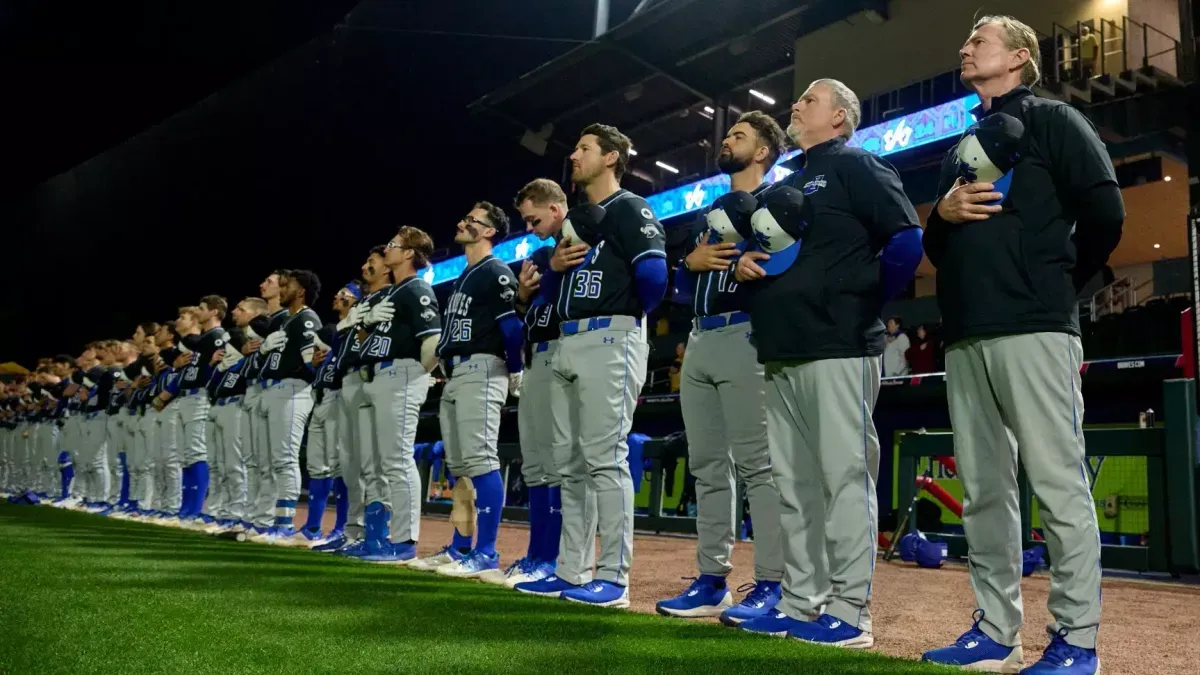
[105,414,123,504]
[946,332,1101,650]
[242,384,266,527]
[211,397,247,523]
[765,356,881,634]
[261,379,314,527]
[157,402,183,514]
[307,393,340,481]
[681,320,784,582]
[339,375,368,540]
[0,427,9,490]
[440,354,507,480]
[85,415,111,503]
[551,316,648,587]
[205,407,224,518]
[134,411,157,508]
[529,340,598,582]
[360,360,429,542]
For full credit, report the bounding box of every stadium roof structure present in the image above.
[467,0,876,192]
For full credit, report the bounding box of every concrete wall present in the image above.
[793,0,1129,101]
[1127,0,1182,74]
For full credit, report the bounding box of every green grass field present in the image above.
[0,504,955,674]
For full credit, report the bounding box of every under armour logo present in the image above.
[548,507,562,514]
[477,506,492,514]
[602,337,615,344]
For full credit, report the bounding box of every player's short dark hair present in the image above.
[514,178,568,209]
[474,201,509,242]
[395,226,435,270]
[580,123,632,181]
[138,322,160,338]
[240,297,268,315]
[369,244,388,259]
[290,269,322,306]
[272,269,292,280]
[53,354,75,365]
[199,295,228,321]
[736,110,789,168]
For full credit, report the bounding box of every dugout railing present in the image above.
[896,378,1200,575]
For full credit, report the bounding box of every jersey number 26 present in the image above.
[447,318,473,342]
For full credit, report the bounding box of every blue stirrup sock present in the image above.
[544,486,563,564]
[526,485,548,561]
[192,461,210,516]
[472,470,504,557]
[304,477,334,533]
[180,464,196,518]
[332,477,348,532]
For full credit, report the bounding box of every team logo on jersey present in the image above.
[498,275,511,286]
[421,308,437,321]
[304,320,315,329]
[640,207,653,220]
[641,223,660,239]
[215,338,225,347]
[501,287,516,302]
[419,295,431,306]
[803,175,827,195]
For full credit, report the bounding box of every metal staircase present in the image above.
[1081,275,1157,322]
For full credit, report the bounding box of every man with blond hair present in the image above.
[920,15,1122,675]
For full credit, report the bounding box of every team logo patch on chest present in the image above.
[802,175,827,195]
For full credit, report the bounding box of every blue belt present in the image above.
[372,359,396,372]
[697,311,751,332]
[560,316,640,336]
[217,395,243,406]
[262,379,284,388]
[448,355,472,367]
[85,411,102,420]
[534,341,551,353]
[183,388,203,397]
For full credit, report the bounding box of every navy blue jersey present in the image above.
[681,183,769,318]
[436,255,519,360]
[554,189,666,321]
[85,366,118,413]
[314,325,352,391]
[258,307,322,383]
[212,359,250,399]
[360,276,442,365]
[338,286,390,373]
[178,326,231,390]
[246,309,288,382]
[524,246,561,346]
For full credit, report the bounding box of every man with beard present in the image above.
[409,203,523,577]
[249,270,322,544]
[339,226,442,563]
[656,111,788,625]
[514,123,667,608]
[316,247,392,553]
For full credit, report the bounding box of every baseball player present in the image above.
[319,247,393,554]
[339,227,442,563]
[920,16,1122,675]
[496,177,598,588]
[409,203,524,577]
[733,79,923,647]
[148,321,185,523]
[295,283,361,544]
[104,340,138,513]
[149,307,205,525]
[120,325,160,518]
[250,270,322,543]
[657,111,788,624]
[242,272,290,538]
[201,297,265,534]
[80,343,118,513]
[172,297,231,525]
[514,123,668,608]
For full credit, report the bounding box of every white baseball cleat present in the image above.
[407,546,466,572]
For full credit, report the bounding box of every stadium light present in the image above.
[703,105,715,114]
[749,89,775,105]
[655,161,680,174]
[1164,175,1171,181]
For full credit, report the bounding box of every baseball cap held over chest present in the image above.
[750,184,808,276]
[561,203,607,248]
[705,190,758,252]
[954,111,1024,205]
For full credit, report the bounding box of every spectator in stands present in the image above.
[883,316,910,377]
[905,325,937,374]
[1078,25,1099,80]
[668,343,685,392]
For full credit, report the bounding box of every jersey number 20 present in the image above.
[366,336,392,357]
[572,270,603,299]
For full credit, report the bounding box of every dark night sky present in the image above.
[0,0,644,366]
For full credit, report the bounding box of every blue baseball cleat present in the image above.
[360,541,418,565]
[437,550,500,578]
[562,580,630,609]
[788,614,874,649]
[1019,629,1098,674]
[335,540,370,557]
[313,533,351,553]
[719,580,782,626]
[514,575,580,598]
[922,610,1024,673]
[656,575,732,618]
[408,545,466,572]
[740,610,807,637]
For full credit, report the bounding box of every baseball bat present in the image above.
[884,470,932,561]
